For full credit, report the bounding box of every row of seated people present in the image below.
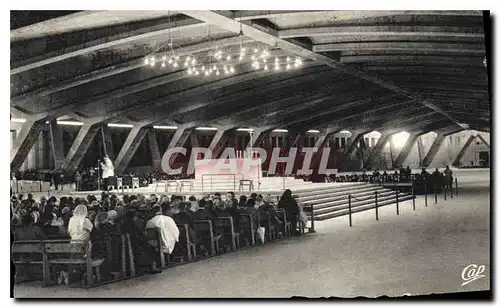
[326,166,454,185]
[11,189,308,285]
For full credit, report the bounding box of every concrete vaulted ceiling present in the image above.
[10,10,490,133]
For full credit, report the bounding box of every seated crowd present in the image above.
[324,166,454,187]
[11,189,307,284]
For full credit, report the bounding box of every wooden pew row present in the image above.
[13,209,312,288]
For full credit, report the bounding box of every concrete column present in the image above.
[189,133,200,148]
[417,136,425,167]
[243,128,269,153]
[63,124,101,176]
[167,126,193,162]
[289,133,303,148]
[338,131,364,168]
[452,135,476,167]
[394,132,421,168]
[421,133,447,168]
[310,131,335,170]
[148,129,162,171]
[48,119,65,169]
[357,137,369,166]
[10,119,46,170]
[113,126,149,175]
[210,128,236,159]
[35,132,44,169]
[100,124,116,160]
[365,132,393,169]
[476,134,490,150]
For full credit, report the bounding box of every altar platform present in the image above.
[67,176,362,199]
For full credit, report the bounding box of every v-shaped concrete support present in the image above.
[10,119,47,170]
[114,126,150,175]
[63,124,101,176]
[48,119,65,170]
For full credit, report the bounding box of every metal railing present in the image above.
[345,177,459,227]
[201,174,239,192]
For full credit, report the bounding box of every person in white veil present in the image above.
[68,204,93,242]
[146,205,179,255]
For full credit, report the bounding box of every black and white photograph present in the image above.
[8,8,492,299]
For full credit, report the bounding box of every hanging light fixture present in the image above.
[142,11,304,79]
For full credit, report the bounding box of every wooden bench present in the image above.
[12,241,47,285]
[176,224,197,261]
[276,209,292,237]
[146,228,166,268]
[44,240,105,287]
[238,213,256,246]
[193,220,222,255]
[212,217,240,251]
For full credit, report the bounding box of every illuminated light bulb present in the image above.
[201,65,205,71]
[187,56,191,61]
[239,55,243,61]
[264,64,268,71]
[286,63,291,70]
[162,55,167,61]
[150,61,155,67]
[263,58,267,63]
[241,47,246,53]
[168,58,173,64]
[187,68,193,75]
[151,56,156,62]
[251,55,256,60]
[254,48,258,53]
[225,69,229,75]
[213,64,216,70]
[286,56,291,62]
[275,57,279,63]
[230,66,235,73]
[226,55,231,60]
[144,58,149,65]
[184,61,189,67]
[161,62,166,67]
[255,62,260,69]
[274,64,280,71]
[294,62,299,68]
[205,70,209,76]
[223,65,227,70]
[175,56,179,60]
[173,61,178,68]
[191,58,196,65]
[216,70,220,76]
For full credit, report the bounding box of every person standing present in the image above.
[52,170,60,191]
[444,166,454,190]
[74,171,82,191]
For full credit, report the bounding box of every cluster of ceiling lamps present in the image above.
[247,48,302,71]
[144,45,303,76]
[142,13,303,78]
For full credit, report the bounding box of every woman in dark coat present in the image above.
[278,189,300,235]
